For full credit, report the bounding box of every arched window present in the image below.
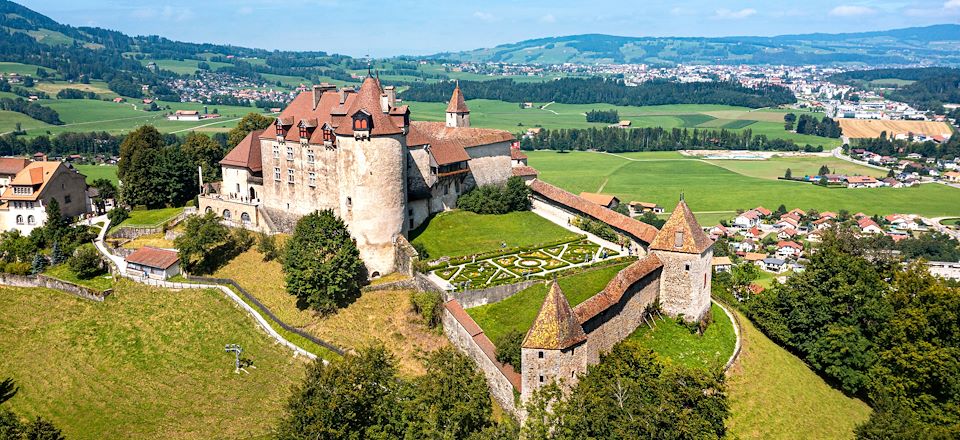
[241,212,251,225]
[27,215,34,225]
[249,187,256,200]
[353,117,369,130]
[222,209,232,220]
[15,215,23,225]
[205,206,213,214]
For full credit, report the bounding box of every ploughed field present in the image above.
[527,150,960,220]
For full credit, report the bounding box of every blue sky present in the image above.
[16,0,960,57]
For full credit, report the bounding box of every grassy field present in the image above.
[627,303,735,370]
[528,150,960,219]
[0,62,46,76]
[410,210,579,258]
[33,80,117,98]
[406,100,839,147]
[942,218,960,226]
[117,207,184,228]
[0,283,306,440]
[705,156,882,180]
[0,110,55,134]
[75,164,118,185]
[467,263,629,344]
[44,263,114,292]
[213,248,448,376]
[726,308,871,439]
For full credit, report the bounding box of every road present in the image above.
[831,147,888,172]
[929,217,960,241]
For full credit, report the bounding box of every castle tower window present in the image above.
[322,129,333,143]
[685,263,691,271]
[286,146,294,161]
[288,169,295,183]
[308,172,316,187]
[346,197,352,208]
[299,126,308,139]
[538,351,544,359]
[274,167,281,181]
[354,118,368,130]
[307,150,315,164]
[539,376,544,383]
[27,215,34,225]
[273,145,279,159]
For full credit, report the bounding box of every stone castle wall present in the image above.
[465,141,512,187]
[578,268,661,365]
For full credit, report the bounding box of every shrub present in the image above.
[68,244,104,279]
[30,254,48,275]
[494,329,524,369]
[257,232,282,262]
[456,176,530,215]
[231,227,255,252]
[4,261,30,275]
[107,206,130,226]
[571,216,618,242]
[410,290,443,328]
[412,241,430,260]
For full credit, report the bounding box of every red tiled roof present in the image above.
[443,300,482,337]
[334,77,403,136]
[777,240,803,249]
[0,158,29,175]
[408,121,513,166]
[512,166,538,177]
[755,206,772,216]
[579,192,618,207]
[126,246,179,269]
[858,217,881,230]
[649,200,714,254]
[529,179,658,244]
[574,254,663,324]
[446,84,470,113]
[220,129,264,172]
[510,148,528,160]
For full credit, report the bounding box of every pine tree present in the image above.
[50,241,65,265]
[784,168,793,179]
[818,164,831,176]
[31,253,48,274]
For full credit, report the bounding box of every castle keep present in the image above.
[200,77,515,276]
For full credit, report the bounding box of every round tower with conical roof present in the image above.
[648,198,714,322]
[445,82,470,128]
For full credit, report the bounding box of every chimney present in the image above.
[312,85,322,110]
[380,93,390,113]
[384,86,396,106]
[339,87,355,105]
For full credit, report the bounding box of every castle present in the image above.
[199,76,515,276]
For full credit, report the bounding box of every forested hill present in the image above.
[399,78,796,108]
[830,67,960,111]
[430,25,960,66]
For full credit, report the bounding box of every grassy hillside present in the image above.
[0,283,305,440]
[527,150,960,218]
[726,309,872,439]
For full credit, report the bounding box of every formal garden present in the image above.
[426,237,624,290]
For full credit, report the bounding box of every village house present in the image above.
[629,201,665,215]
[712,256,733,272]
[734,210,761,228]
[944,171,960,183]
[167,110,202,121]
[845,175,880,188]
[708,224,729,239]
[0,158,31,195]
[0,161,89,234]
[775,240,803,259]
[858,217,884,234]
[760,257,788,273]
[778,228,798,240]
[754,206,772,217]
[742,252,767,264]
[125,247,181,280]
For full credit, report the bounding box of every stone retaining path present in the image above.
[90,216,321,362]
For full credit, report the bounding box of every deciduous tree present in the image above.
[283,210,364,314]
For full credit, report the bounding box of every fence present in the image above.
[186,275,345,356]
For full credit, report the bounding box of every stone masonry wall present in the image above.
[653,249,712,322]
[0,273,111,301]
[578,268,661,365]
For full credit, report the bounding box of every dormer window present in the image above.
[352,111,372,139]
[275,119,285,136]
[323,129,333,143]
[299,125,308,139]
[354,117,369,131]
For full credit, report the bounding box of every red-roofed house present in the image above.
[845,175,880,188]
[776,240,803,258]
[734,210,761,228]
[858,217,884,234]
[579,192,620,209]
[125,247,180,280]
[754,206,772,216]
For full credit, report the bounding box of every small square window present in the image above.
[274,167,281,181]
[288,169,295,183]
[538,351,544,359]
[539,376,544,383]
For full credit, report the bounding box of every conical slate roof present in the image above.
[522,281,587,350]
[649,200,714,254]
[446,83,470,113]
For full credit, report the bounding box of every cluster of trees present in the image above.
[174,211,255,275]
[830,67,960,112]
[456,177,531,215]
[520,126,824,153]
[55,88,98,99]
[401,78,797,108]
[0,199,97,276]
[276,342,729,440]
[0,378,65,440]
[585,109,620,123]
[784,113,842,138]
[283,210,365,314]
[0,97,62,125]
[117,126,225,208]
[852,132,960,161]
[731,229,960,438]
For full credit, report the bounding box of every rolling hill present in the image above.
[430,25,960,66]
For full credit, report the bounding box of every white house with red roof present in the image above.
[775,240,803,259]
[199,77,514,276]
[858,217,884,234]
[734,210,761,228]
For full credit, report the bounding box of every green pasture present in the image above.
[0,61,47,76]
[0,110,55,133]
[140,58,233,75]
[410,210,578,258]
[75,164,118,185]
[116,207,184,228]
[0,283,305,440]
[705,156,882,180]
[527,150,960,218]
[44,263,114,292]
[627,303,736,370]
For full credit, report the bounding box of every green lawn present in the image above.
[75,164,118,185]
[44,264,114,292]
[0,110,55,134]
[528,150,960,218]
[117,207,184,228]
[410,210,579,258]
[627,303,736,370]
[941,218,960,226]
[0,283,305,440]
[0,62,46,76]
[726,308,871,439]
[467,263,629,345]
[706,156,882,180]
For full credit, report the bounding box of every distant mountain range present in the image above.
[429,25,960,66]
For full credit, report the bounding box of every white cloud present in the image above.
[713,8,757,19]
[828,5,877,17]
[540,14,556,23]
[946,0,960,9]
[670,7,695,16]
[472,11,497,22]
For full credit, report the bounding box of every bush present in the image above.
[257,232,282,262]
[494,329,524,369]
[107,206,129,226]
[456,176,530,215]
[412,241,430,260]
[4,261,30,275]
[231,227,255,252]
[68,244,104,279]
[571,216,619,242]
[410,290,443,328]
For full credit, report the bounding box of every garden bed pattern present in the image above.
[433,239,619,290]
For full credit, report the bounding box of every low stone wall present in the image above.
[394,235,418,277]
[363,273,443,293]
[442,299,521,418]
[107,208,195,240]
[0,273,111,301]
[451,280,538,309]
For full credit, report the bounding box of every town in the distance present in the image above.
[0,1,958,439]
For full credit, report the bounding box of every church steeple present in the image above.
[445,81,470,128]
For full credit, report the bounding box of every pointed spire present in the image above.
[649,199,714,254]
[522,281,587,350]
[446,81,470,114]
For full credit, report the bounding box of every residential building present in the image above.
[125,247,181,280]
[0,161,89,234]
[579,192,620,209]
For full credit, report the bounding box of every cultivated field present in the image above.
[704,155,881,180]
[838,118,954,139]
[407,100,841,147]
[527,150,960,220]
[0,283,306,440]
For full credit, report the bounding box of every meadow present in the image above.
[0,283,306,440]
[75,164,118,185]
[409,210,579,258]
[527,150,960,220]
[407,100,840,147]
